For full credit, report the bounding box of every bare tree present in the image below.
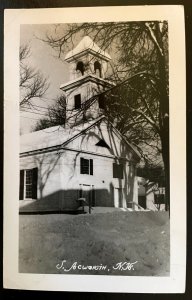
[40,21,169,210]
[20,44,50,107]
[33,94,66,131]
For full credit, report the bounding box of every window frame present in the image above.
[19,168,38,200]
[80,157,93,175]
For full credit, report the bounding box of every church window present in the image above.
[98,94,105,109]
[74,94,81,109]
[94,61,102,77]
[80,158,93,175]
[154,194,165,205]
[95,139,110,149]
[19,168,38,200]
[113,163,124,179]
[76,61,85,76]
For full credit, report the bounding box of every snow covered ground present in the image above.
[19,210,170,276]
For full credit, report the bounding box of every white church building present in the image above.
[19,36,140,213]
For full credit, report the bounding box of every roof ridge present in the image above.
[61,115,105,147]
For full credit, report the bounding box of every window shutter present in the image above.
[113,163,115,178]
[19,170,24,200]
[119,164,124,179]
[32,168,38,199]
[80,157,83,174]
[90,159,93,175]
[113,163,117,178]
[113,163,123,179]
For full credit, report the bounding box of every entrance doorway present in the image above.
[80,184,95,207]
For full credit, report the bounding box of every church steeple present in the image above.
[60,36,114,126]
[65,36,111,80]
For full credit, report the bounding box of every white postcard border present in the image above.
[4,5,186,293]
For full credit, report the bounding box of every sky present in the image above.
[20,24,76,134]
[20,24,114,134]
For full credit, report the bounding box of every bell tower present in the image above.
[60,36,114,126]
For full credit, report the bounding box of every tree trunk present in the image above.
[154,22,170,212]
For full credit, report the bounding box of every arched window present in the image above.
[94,61,102,77]
[76,61,85,76]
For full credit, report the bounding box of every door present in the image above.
[82,185,91,205]
[114,188,123,207]
[80,184,95,207]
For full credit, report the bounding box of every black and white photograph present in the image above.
[4,6,186,293]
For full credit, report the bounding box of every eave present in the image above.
[60,74,114,92]
[65,48,111,63]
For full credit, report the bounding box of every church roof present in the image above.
[20,117,104,154]
[20,115,140,160]
[65,36,111,61]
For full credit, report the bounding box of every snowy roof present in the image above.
[65,36,111,61]
[20,115,140,160]
[20,117,104,154]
